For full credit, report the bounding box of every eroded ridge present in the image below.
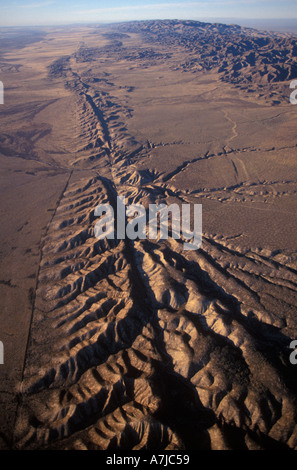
[14,36,297,450]
[14,179,297,449]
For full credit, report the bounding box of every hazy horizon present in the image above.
[0,18,297,36]
[0,1,297,28]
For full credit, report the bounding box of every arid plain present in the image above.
[0,20,297,450]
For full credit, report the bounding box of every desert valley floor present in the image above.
[0,20,297,450]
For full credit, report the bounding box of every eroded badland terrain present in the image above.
[0,20,297,450]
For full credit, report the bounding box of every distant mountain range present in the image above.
[115,20,297,88]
